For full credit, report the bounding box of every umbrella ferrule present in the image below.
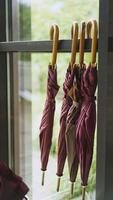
[71,182,74,195]
[41,171,45,186]
[82,186,87,200]
[56,177,61,192]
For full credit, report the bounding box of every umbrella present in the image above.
[76,65,97,196]
[0,161,29,200]
[39,24,59,185]
[56,65,75,190]
[65,65,85,194]
[65,22,86,195]
[76,20,98,199]
[39,65,59,181]
[56,22,78,191]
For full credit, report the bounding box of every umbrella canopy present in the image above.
[65,65,85,194]
[56,65,75,178]
[0,161,29,200]
[56,21,79,192]
[76,65,97,187]
[39,65,59,173]
[56,21,79,187]
[56,65,76,192]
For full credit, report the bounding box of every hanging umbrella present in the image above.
[39,24,59,185]
[56,22,79,192]
[76,20,98,200]
[0,161,29,200]
[65,22,86,195]
[65,65,85,194]
[56,65,75,191]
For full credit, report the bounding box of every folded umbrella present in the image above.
[65,65,85,194]
[76,19,98,200]
[39,65,59,184]
[56,65,75,191]
[0,161,29,200]
[39,24,59,185]
[76,65,97,196]
[65,22,86,195]
[56,23,78,191]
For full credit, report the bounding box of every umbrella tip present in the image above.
[82,186,86,200]
[41,171,45,186]
[71,182,74,196]
[57,177,61,192]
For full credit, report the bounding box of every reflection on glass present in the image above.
[12,0,98,199]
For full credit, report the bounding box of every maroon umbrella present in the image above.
[65,65,85,194]
[0,161,29,200]
[76,65,97,194]
[39,65,59,185]
[56,65,75,191]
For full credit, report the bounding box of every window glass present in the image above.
[12,0,99,199]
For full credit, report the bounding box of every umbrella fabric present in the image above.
[65,65,85,183]
[56,65,75,177]
[39,65,59,172]
[0,161,29,200]
[76,65,97,186]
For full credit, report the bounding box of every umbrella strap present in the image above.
[83,95,96,103]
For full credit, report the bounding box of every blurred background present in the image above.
[13,0,99,199]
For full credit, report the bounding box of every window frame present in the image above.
[0,0,113,200]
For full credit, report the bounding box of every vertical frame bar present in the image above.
[0,1,9,164]
[96,0,113,199]
[8,0,21,173]
[9,0,32,182]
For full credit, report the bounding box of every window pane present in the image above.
[11,0,99,199]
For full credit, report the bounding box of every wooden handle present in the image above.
[50,24,59,67]
[87,19,98,65]
[79,21,86,66]
[71,22,79,67]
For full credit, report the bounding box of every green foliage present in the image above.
[31,0,99,40]
[31,0,99,93]
[50,138,57,154]
[19,3,31,40]
[19,3,31,60]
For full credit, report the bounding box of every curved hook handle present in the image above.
[50,24,59,67]
[87,19,98,64]
[71,21,79,67]
[79,21,86,66]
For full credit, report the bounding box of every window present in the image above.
[6,0,99,199]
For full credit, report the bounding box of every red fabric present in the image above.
[39,65,59,171]
[56,65,75,177]
[76,65,97,186]
[0,161,29,200]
